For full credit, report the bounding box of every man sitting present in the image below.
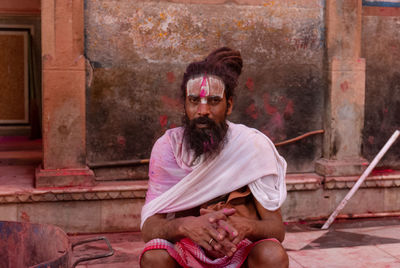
[140,47,289,267]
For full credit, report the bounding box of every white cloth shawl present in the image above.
[140,122,287,229]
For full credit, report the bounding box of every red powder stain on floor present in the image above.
[284,99,294,117]
[383,108,388,114]
[161,95,181,108]
[20,212,30,222]
[166,72,175,83]
[246,78,254,92]
[263,93,277,115]
[169,123,177,129]
[340,81,349,92]
[245,103,258,119]
[117,135,126,146]
[159,115,168,127]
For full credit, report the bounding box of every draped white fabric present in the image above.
[141,122,287,229]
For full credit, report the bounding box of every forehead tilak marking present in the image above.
[187,75,224,95]
[187,75,225,106]
[199,74,209,98]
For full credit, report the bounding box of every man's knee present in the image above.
[140,249,179,268]
[247,240,289,268]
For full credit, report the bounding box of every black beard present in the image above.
[183,115,229,159]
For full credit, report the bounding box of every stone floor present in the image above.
[70,217,400,267]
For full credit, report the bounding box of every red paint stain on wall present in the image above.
[246,78,254,91]
[271,112,284,129]
[20,212,30,222]
[284,99,294,118]
[161,95,181,108]
[159,115,168,127]
[166,72,175,83]
[261,112,286,142]
[368,136,374,144]
[245,103,258,119]
[117,135,126,146]
[263,93,277,115]
[340,81,349,92]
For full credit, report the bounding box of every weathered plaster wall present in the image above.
[85,0,325,173]
[362,12,400,168]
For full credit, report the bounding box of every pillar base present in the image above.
[315,158,368,177]
[35,166,95,188]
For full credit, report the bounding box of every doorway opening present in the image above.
[0,22,42,188]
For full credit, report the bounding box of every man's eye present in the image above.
[188,96,200,104]
[208,96,222,105]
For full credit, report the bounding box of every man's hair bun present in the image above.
[204,47,243,78]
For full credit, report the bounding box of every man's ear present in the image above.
[226,97,233,115]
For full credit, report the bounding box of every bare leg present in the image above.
[243,240,289,268]
[140,249,180,268]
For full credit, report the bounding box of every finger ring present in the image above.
[208,238,214,245]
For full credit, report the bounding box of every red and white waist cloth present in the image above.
[139,238,280,268]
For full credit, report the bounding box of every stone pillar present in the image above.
[35,0,94,187]
[315,0,367,176]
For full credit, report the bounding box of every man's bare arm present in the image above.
[142,213,186,243]
[247,198,285,242]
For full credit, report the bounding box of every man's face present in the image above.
[184,75,233,124]
[183,74,233,158]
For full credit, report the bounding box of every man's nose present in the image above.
[197,102,210,116]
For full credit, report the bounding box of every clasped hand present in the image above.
[180,208,247,257]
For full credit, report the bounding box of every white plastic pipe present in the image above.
[321,130,400,230]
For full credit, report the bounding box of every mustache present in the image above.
[192,116,215,126]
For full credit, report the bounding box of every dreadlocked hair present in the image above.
[181,47,243,101]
